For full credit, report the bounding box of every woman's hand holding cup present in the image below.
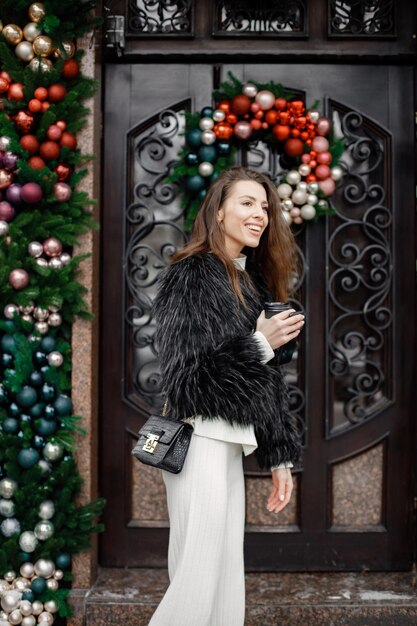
[256,308,305,351]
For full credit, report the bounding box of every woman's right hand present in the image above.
[256,309,305,351]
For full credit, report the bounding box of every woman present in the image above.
[149,166,305,626]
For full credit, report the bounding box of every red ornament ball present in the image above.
[20,135,39,155]
[28,156,46,170]
[39,141,60,161]
[60,132,77,150]
[48,84,67,103]
[230,94,251,116]
[21,182,43,204]
[28,99,42,113]
[272,125,290,142]
[0,78,9,94]
[55,164,72,182]
[41,102,50,112]
[315,164,331,180]
[214,122,233,140]
[62,59,80,80]
[34,87,48,101]
[275,97,287,111]
[47,125,63,141]
[284,138,304,157]
[8,83,25,101]
[14,111,34,134]
[9,268,29,290]
[56,120,67,131]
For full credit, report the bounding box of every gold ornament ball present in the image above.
[32,35,52,56]
[3,24,23,45]
[53,40,76,59]
[29,57,52,73]
[28,3,46,23]
[15,41,35,62]
[23,22,42,42]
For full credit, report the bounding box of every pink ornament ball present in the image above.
[6,183,22,205]
[312,136,330,153]
[53,182,72,202]
[301,153,311,164]
[43,237,63,257]
[316,117,332,136]
[255,90,275,111]
[233,121,252,140]
[316,151,332,165]
[315,165,331,180]
[250,102,261,114]
[0,200,15,222]
[318,177,336,196]
[9,268,29,289]
[21,182,43,204]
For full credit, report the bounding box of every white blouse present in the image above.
[185,254,293,471]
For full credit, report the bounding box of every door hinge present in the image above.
[104,14,125,57]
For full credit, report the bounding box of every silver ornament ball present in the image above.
[43,442,63,461]
[292,189,307,206]
[286,170,301,186]
[15,41,34,62]
[19,563,34,579]
[300,204,317,220]
[38,499,55,519]
[12,577,30,591]
[198,117,214,131]
[198,161,214,177]
[277,183,293,199]
[4,571,16,583]
[43,600,58,614]
[212,109,225,122]
[307,182,319,194]
[0,581,9,593]
[47,351,63,367]
[297,181,308,191]
[0,499,15,517]
[0,220,9,236]
[47,313,62,327]
[23,22,42,42]
[48,257,63,270]
[4,304,19,319]
[34,520,54,541]
[31,601,43,616]
[18,531,38,553]
[38,460,52,476]
[35,258,48,268]
[34,321,49,335]
[0,479,18,499]
[309,110,320,123]
[282,199,294,211]
[34,559,55,579]
[298,164,311,177]
[200,130,216,145]
[242,83,258,98]
[1,590,21,613]
[306,194,318,206]
[21,616,36,626]
[53,569,63,581]
[9,608,23,625]
[28,241,43,257]
[18,601,33,617]
[331,165,343,181]
[0,518,20,538]
[21,314,34,324]
[38,613,54,626]
[59,252,71,266]
[45,579,58,592]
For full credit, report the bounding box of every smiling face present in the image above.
[217,179,269,259]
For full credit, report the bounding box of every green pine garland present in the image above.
[0,1,104,623]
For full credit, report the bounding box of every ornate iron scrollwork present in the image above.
[326,101,393,434]
[128,0,193,35]
[214,0,306,36]
[329,0,395,36]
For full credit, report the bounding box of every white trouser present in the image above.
[148,433,246,626]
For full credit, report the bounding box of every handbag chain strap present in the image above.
[162,398,169,417]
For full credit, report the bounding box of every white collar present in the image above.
[233,254,247,271]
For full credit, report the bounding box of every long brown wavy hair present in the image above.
[172,166,299,304]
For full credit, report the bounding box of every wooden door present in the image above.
[100,60,416,570]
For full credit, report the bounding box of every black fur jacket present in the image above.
[152,251,302,469]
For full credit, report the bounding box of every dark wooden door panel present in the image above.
[100,62,416,570]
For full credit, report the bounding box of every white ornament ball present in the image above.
[300,204,317,220]
[34,322,48,335]
[277,183,293,199]
[28,242,43,257]
[11,578,29,591]
[35,258,48,268]
[0,620,11,626]
[292,189,307,206]
[48,258,63,270]
[200,130,216,145]
[0,136,11,150]
[38,460,52,476]
[298,164,311,177]
[1,518,21,538]
[45,579,58,592]
[17,602,32,617]
[23,22,42,42]
[1,590,22,613]
[37,614,53,626]
[21,616,36,626]
[53,570,63,581]
[198,162,213,177]
[306,194,318,206]
[47,351,63,367]
[15,41,34,62]
[19,563,34,579]
[309,110,320,123]
[198,117,214,131]
[34,559,55,579]
[242,82,257,98]
[43,601,57,614]
[255,89,275,110]
[0,221,9,236]
[282,199,293,211]
[59,252,71,266]
[8,608,22,625]
[286,170,301,186]
[43,442,63,462]
[4,304,19,319]
[331,165,343,181]
[0,479,17,499]
[0,611,7,620]
[4,572,16,583]
[282,210,292,224]
[38,500,55,520]
[47,313,62,327]
[18,531,38,553]
[30,602,43,616]
[34,521,54,541]
[212,109,225,122]
[307,182,319,194]
[297,181,308,191]
[0,499,15,518]
[0,581,10,593]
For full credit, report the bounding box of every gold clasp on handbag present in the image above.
[143,433,160,453]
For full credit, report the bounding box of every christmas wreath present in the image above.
[167,73,345,230]
[0,2,104,624]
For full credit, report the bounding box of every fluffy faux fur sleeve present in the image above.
[153,252,301,468]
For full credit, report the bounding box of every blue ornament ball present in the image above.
[56,552,71,569]
[198,146,217,163]
[22,589,35,602]
[198,189,207,201]
[0,384,8,405]
[2,418,19,434]
[16,385,38,408]
[41,383,55,401]
[200,107,214,118]
[217,142,231,155]
[2,353,13,367]
[185,175,205,193]
[44,404,55,419]
[34,351,47,365]
[210,171,221,183]
[185,152,198,166]
[41,336,56,352]
[9,402,21,417]
[29,371,43,386]
[186,129,202,148]
[31,576,46,594]
[18,447,40,469]
[53,394,73,417]
[35,418,57,437]
[30,403,43,418]
[1,334,15,352]
[21,552,32,562]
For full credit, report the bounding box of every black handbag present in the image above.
[131,400,193,474]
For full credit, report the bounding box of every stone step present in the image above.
[70,568,417,626]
